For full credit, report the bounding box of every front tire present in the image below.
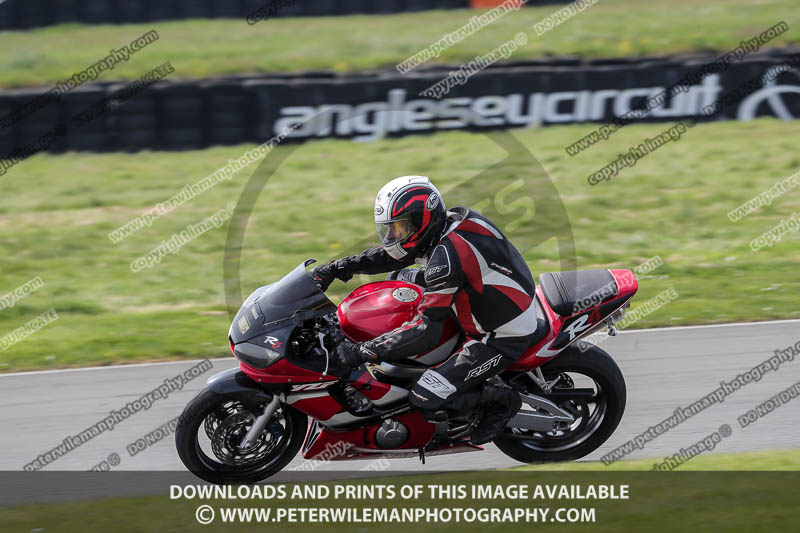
[494,344,626,463]
[176,387,307,484]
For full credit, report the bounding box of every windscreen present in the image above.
[229,260,337,343]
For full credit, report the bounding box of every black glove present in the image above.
[335,339,378,368]
[310,264,336,291]
[310,259,355,291]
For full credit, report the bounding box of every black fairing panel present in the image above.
[206,368,275,407]
[228,261,337,352]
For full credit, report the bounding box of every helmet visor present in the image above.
[377,216,415,247]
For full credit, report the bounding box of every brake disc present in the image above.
[210,411,282,467]
[204,401,243,440]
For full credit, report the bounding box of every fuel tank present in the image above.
[337,281,424,342]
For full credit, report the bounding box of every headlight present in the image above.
[233,342,285,369]
[264,348,282,365]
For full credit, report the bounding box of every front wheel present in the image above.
[175,387,307,484]
[494,344,626,463]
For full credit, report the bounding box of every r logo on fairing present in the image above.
[264,336,282,348]
[564,315,591,341]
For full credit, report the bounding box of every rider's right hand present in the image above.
[335,339,379,368]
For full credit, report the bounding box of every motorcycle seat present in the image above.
[371,362,427,387]
[539,269,617,317]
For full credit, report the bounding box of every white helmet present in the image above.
[374,176,447,260]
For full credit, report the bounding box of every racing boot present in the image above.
[469,384,522,445]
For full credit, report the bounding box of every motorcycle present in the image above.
[176,260,637,483]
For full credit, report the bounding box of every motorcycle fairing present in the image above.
[230,261,337,367]
[300,410,439,461]
[234,264,636,461]
[509,268,638,370]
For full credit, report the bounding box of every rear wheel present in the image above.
[175,388,307,484]
[494,344,626,463]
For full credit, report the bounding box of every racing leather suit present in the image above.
[326,206,539,418]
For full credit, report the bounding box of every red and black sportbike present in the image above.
[176,260,637,483]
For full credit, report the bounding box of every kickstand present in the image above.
[418,446,426,465]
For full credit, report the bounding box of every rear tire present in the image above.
[494,344,626,463]
[176,387,307,484]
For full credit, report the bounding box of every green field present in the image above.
[1,118,798,371]
[516,448,800,471]
[0,0,797,88]
[2,450,798,532]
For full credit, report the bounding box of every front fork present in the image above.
[240,394,284,448]
[206,368,287,448]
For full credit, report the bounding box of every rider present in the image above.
[311,176,540,445]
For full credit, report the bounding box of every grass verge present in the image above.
[516,448,800,471]
[0,0,797,88]
[1,118,798,371]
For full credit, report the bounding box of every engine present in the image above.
[375,419,409,448]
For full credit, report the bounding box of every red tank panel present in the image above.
[337,281,424,342]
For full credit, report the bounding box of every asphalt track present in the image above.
[1,319,798,478]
